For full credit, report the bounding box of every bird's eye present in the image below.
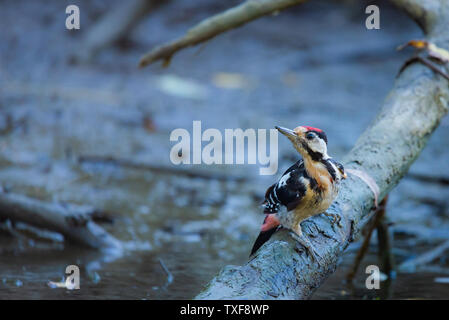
[306,132,315,140]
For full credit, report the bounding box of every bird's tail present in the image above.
[250,214,281,256]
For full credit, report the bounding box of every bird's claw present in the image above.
[289,231,324,264]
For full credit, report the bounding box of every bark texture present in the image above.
[195,0,449,299]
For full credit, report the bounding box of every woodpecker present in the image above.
[250,125,347,260]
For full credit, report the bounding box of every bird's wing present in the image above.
[263,159,307,213]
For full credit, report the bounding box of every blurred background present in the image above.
[1,0,449,299]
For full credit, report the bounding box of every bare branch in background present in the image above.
[346,197,389,283]
[76,0,167,63]
[399,240,449,273]
[139,0,307,67]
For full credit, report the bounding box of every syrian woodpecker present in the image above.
[250,125,347,260]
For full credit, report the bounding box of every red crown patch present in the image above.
[303,126,323,133]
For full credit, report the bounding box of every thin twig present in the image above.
[158,258,174,288]
[376,214,396,278]
[346,196,389,283]
[398,55,449,81]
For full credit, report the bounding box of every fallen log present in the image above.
[195,0,449,299]
[0,190,122,251]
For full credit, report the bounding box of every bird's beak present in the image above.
[343,172,348,179]
[275,126,297,139]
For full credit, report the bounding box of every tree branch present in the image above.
[390,0,436,33]
[399,239,449,273]
[391,0,449,35]
[195,1,449,299]
[138,0,307,67]
[76,0,166,63]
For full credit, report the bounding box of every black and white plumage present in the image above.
[250,126,346,257]
[263,159,306,214]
